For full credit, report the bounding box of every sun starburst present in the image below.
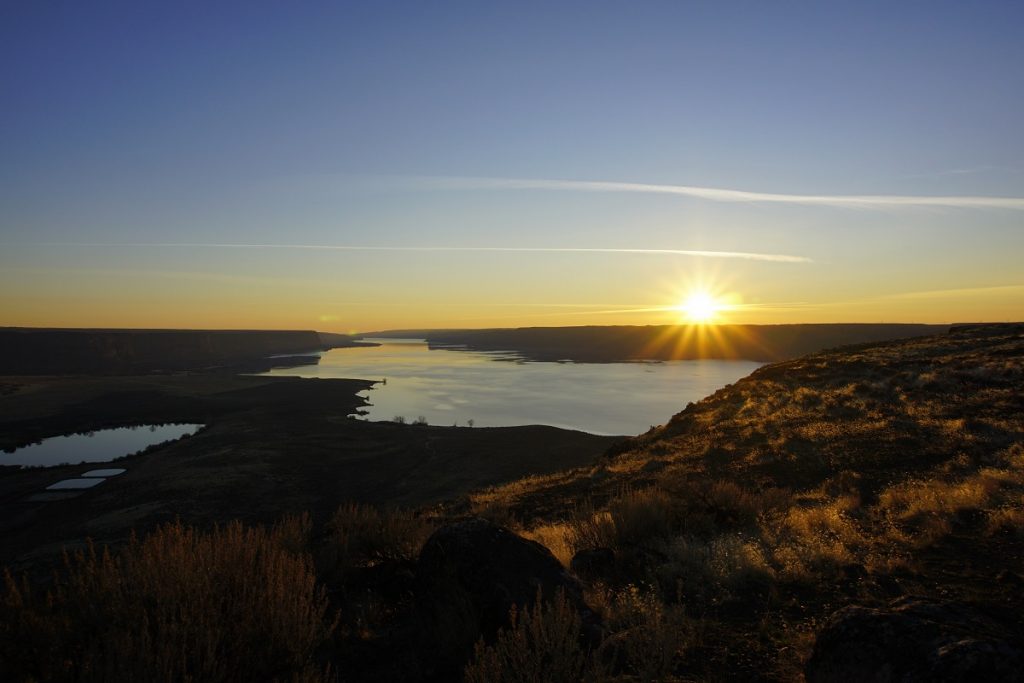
[677,291,722,323]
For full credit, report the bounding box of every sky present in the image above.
[1,1,1022,331]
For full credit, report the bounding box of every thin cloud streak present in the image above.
[900,165,1023,180]
[31,242,812,263]
[879,283,1024,300]
[424,176,1024,210]
[327,302,669,308]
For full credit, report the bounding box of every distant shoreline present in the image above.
[359,323,950,363]
[0,328,378,375]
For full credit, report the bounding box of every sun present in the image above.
[677,291,722,323]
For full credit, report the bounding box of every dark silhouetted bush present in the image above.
[1,517,334,683]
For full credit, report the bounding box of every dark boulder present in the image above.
[806,597,1024,682]
[570,547,616,580]
[414,518,597,676]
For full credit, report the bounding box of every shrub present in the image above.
[566,507,617,554]
[597,584,689,682]
[463,590,600,683]
[609,488,677,546]
[656,534,775,606]
[325,503,433,578]
[0,518,334,683]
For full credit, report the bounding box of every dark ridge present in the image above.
[365,323,948,362]
[0,327,375,375]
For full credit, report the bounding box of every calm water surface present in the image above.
[2,424,203,468]
[264,339,761,435]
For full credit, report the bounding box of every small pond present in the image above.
[1,424,203,468]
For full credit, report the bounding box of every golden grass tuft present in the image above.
[768,502,867,577]
[522,523,576,568]
[878,469,1022,529]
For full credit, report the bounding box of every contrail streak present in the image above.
[31,242,812,263]
[424,176,1024,210]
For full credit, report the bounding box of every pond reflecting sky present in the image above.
[264,339,761,435]
[2,424,203,468]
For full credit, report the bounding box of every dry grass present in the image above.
[411,329,1024,679]
[324,503,434,578]
[1,517,334,683]
[463,590,596,683]
[876,454,1024,545]
[655,534,776,607]
[608,488,678,545]
[464,585,691,683]
[590,584,690,682]
[987,500,1024,536]
[522,523,577,568]
[767,500,868,578]
[523,488,682,569]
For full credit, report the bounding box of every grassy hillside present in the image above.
[461,322,1024,678]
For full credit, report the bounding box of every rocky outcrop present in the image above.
[414,518,597,676]
[805,597,1024,682]
[570,547,616,581]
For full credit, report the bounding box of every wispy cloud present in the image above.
[421,176,1024,210]
[326,302,671,308]
[900,165,1023,180]
[30,242,812,263]
[879,283,1024,300]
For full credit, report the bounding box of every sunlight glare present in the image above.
[677,291,722,323]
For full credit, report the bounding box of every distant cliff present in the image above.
[414,323,948,362]
[0,328,362,374]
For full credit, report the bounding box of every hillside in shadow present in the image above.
[0,328,375,374]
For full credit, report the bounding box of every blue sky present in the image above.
[2,1,1022,329]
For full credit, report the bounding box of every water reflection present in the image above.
[2,424,203,468]
[264,339,761,435]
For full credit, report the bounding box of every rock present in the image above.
[570,547,615,580]
[414,518,598,676]
[996,569,1024,587]
[806,597,1024,682]
[838,563,868,582]
[350,559,417,600]
[641,458,669,473]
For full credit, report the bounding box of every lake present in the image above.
[2,424,203,468]
[263,339,761,435]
